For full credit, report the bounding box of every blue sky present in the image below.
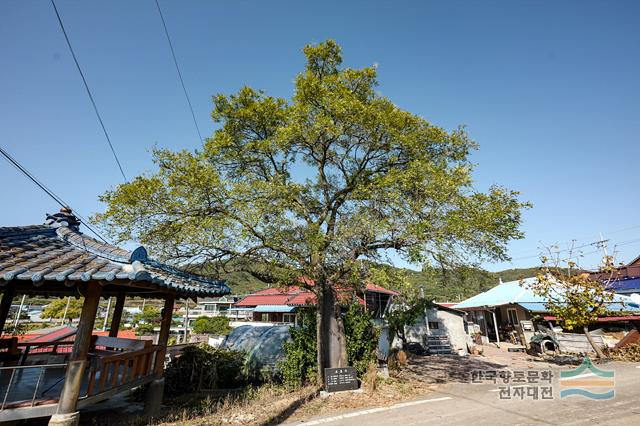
[1,0,639,273]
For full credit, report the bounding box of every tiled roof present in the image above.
[365,283,399,296]
[0,210,230,298]
[235,286,366,308]
[286,292,317,306]
[235,294,292,307]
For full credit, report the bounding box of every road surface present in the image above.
[288,362,640,425]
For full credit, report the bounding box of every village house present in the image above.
[233,283,398,325]
[0,209,230,425]
[400,303,469,355]
[590,254,640,296]
[455,277,640,347]
[181,295,253,329]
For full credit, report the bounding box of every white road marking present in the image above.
[300,397,453,425]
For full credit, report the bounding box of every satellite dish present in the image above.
[629,293,640,304]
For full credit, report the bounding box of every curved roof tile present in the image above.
[0,212,230,298]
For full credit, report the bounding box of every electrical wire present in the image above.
[510,239,607,261]
[1,145,110,244]
[154,0,204,144]
[50,0,128,182]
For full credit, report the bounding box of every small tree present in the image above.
[386,298,431,349]
[191,316,232,335]
[133,306,162,336]
[42,298,83,321]
[531,253,619,359]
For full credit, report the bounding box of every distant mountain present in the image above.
[401,266,539,303]
[218,264,539,302]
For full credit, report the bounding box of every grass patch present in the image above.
[154,384,318,426]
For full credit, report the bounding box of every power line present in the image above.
[510,239,607,261]
[50,0,128,182]
[1,145,110,244]
[154,0,204,144]
[507,223,640,259]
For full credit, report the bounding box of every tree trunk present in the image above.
[583,325,606,359]
[397,329,407,350]
[316,281,348,387]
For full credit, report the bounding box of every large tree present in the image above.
[95,40,528,384]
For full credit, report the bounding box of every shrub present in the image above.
[279,308,317,388]
[344,304,378,377]
[191,316,232,335]
[42,298,83,320]
[164,343,246,396]
[279,305,378,388]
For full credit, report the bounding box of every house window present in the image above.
[283,313,296,323]
[428,321,440,330]
[261,313,269,322]
[204,305,216,312]
[507,308,519,325]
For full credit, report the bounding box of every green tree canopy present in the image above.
[191,316,232,335]
[42,298,83,320]
[95,40,529,383]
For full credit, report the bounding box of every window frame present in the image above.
[507,308,519,325]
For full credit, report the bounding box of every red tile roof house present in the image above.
[234,283,398,325]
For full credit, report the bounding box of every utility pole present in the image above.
[102,297,112,331]
[183,300,189,344]
[599,233,609,258]
[13,294,26,332]
[420,287,430,336]
[61,296,71,325]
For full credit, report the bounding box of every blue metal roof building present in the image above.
[454,278,640,314]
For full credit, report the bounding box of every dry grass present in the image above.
[287,375,435,422]
[152,372,433,426]
[82,358,446,426]
[153,385,318,426]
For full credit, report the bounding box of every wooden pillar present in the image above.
[55,283,102,417]
[155,295,175,374]
[109,291,126,337]
[0,284,16,335]
[144,294,174,418]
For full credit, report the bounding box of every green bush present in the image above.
[164,344,246,395]
[191,316,232,335]
[279,308,317,388]
[344,304,378,377]
[278,305,378,388]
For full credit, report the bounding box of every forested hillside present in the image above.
[219,265,539,302]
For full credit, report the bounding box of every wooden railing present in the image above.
[85,345,161,396]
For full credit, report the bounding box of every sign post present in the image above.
[324,367,359,393]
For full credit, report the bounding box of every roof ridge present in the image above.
[0,225,52,238]
[56,226,132,263]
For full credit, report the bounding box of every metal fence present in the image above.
[0,363,68,411]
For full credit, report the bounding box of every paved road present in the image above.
[289,362,640,425]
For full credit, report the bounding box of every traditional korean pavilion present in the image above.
[0,208,230,425]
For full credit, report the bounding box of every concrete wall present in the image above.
[402,308,468,354]
[431,308,468,353]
